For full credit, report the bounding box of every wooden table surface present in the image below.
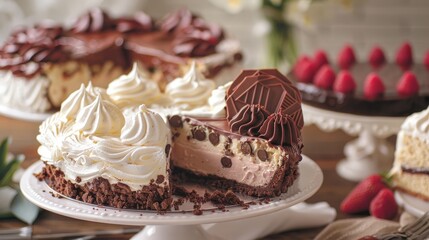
[0,149,362,240]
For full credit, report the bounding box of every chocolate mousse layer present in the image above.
[169,116,301,197]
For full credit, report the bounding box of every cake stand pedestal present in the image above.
[20,156,322,240]
[303,104,406,182]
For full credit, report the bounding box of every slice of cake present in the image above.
[391,106,429,200]
[168,69,303,197]
[36,65,304,211]
[105,65,303,197]
[36,84,172,211]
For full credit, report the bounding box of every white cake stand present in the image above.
[0,105,51,122]
[20,156,323,240]
[303,104,406,182]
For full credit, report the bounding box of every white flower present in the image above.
[207,0,261,14]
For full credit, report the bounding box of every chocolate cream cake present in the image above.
[391,106,429,201]
[0,8,241,114]
[289,43,429,116]
[36,65,304,210]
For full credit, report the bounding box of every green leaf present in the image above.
[0,138,9,169]
[0,155,24,188]
[10,191,40,225]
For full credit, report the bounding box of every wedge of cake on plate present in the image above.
[392,106,429,200]
[36,64,304,210]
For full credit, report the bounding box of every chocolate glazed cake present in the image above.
[169,69,304,197]
[290,44,429,116]
[0,8,242,113]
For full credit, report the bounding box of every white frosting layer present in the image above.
[107,63,162,108]
[38,84,171,191]
[0,70,51,113]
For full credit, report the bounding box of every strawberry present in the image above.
[337,45,356,70]
[293,55,311,74]
[364,73,385,100]
[340,174,386,214]
[294,58,316,83]
[334,70,356,93]
[395,42,413,70]
[368,46,386,69]
[397,71,419,97]
[370,189,398,220]
[424,51,429,71]
[313,50,329,71]
[314,65,336,89]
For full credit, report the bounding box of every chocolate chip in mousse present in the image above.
[241,142,252,155]
[165,144,171,157]
[209,132,220,146]
[156,175,165,184]
[193,128,206,141]
[75,176,82,183]
[257,149,269,161]
[221,157,232,168]
[168,115,183,128]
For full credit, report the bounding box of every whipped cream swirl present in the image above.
[74,95,125,137]
[107,63,162,108]
[38,82,171,190]
[0,71,52,113]
[165,62,215,109]
[400,106,429,143]
[121,105,170,146]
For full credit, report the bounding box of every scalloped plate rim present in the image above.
[20,155,323,225]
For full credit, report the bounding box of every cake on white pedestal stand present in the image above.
[303,104,405,182]
[20,156,323,240]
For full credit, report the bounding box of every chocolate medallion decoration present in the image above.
[226,69,304,130]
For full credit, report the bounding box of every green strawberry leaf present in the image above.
[381,171,393,188]
[0,155,24,188]
[0,138,9,170]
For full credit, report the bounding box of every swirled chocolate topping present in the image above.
[0,24,67,77]
[229,104,269,136]
[72,8,115,33]
[258,111,301,147]
[172,18,225,57]
[115,11,155,33]
[159,9,196,34]
[226,69,304,129]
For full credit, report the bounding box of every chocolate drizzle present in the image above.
[72,8,115,33]
[229,104,269,136]
[258,112,301,147]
